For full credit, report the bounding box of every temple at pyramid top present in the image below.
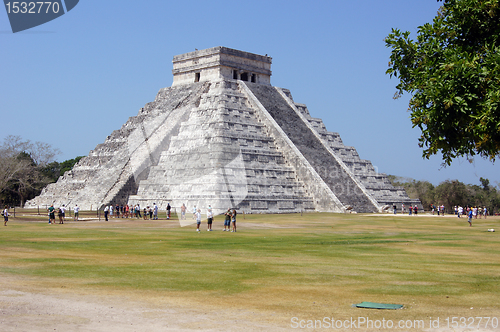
[172,46,273,86]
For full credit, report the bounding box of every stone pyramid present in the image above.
[26,47,421,214]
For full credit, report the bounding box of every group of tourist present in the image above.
[454,206,487,218]
[39,202,238,231]
[102,203,172,221]
[44,204,80,224]
[46,204,66,224]
[455,206,487,227]
[394,203,420,215]
[223,208,237,232]
[429,204,489,219]
[430,204,447,215]
[393,203,491,223]
[192,205,237,232]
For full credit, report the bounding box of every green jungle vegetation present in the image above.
[388,175,500,214]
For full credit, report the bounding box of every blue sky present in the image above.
[1,0,497,186]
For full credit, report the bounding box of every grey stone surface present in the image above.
[245,84,379,213]
[26,47,421,214]
[129,80,316,215]
[289,91,422,210]
[25,83,210,210]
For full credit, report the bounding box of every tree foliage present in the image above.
[0,135,83,207]
[388,175,436,209]
[385,0,500,165]
[389,175,500,213]
[59,156,84,177]
[0,136,58,206]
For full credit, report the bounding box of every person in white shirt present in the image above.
[104,205,109,221]
[74,204,80,221]
[207,206,213,231]
[60,205,66,221]
[195,209,201,232]
[153,203,158,220]
[3,206,8,226]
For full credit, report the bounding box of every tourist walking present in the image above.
[195,209,201,232]
[48,204,56,224]
[3,206,8,226]
[231,208,237,232]
[74,204,79,221]
[57,206,64,224]
[181,204,186,220]
[153,203,158,220]
[223,208,231,231]
[207,205,213,231]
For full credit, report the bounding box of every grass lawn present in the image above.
[1,210,499,328]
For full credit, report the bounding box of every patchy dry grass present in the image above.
[1,211,499,326]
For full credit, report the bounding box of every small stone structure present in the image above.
[26,46,421,214]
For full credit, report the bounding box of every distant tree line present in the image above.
[0,135,83,207]
[388,175,500,214]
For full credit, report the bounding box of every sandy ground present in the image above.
[0,275,291,332]
[3,276,498,332]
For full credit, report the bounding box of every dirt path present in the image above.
[0,275,289,332]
